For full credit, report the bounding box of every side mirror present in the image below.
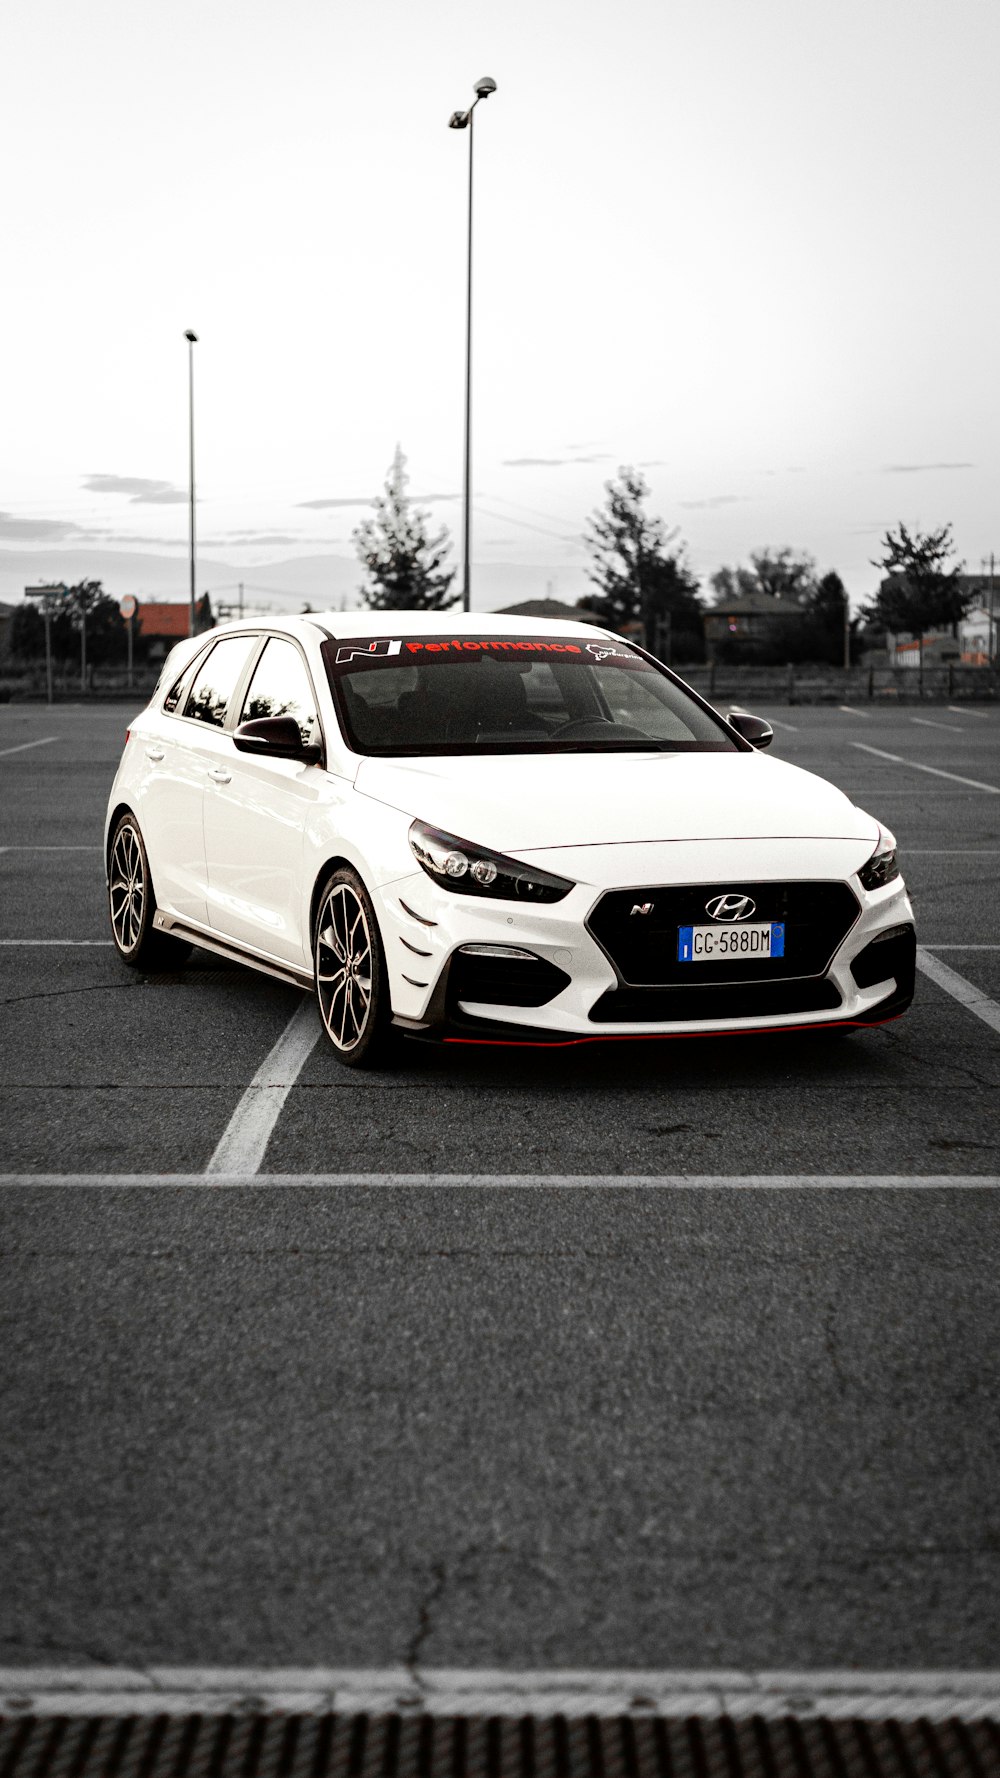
[233,715,322,764]
[728,709,774,749]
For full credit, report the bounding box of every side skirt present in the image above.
[152,911,314,992]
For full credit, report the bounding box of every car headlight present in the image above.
[858,823,900,891]
[408,819,573,903]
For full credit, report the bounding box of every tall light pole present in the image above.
[449,76,496,613]
[185,329,198,637]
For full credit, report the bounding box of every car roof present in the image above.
[206,609,616,644]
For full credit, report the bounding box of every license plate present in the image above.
[677,921,785,962]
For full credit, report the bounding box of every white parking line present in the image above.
[0,735,58,759]
[916,948,1000,1035]
[205,996,321,1175]
[765,716,799,731]
[0,1666,998,1722]
[850,741,1000,793]
[2,1173,997,1190]
[838,705,871,717]
[911,716,963,731]
[949,705,993,718]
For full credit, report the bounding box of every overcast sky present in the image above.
[2,0,998,610]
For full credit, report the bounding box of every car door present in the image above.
[203,634,326,968]
[137,632,259,927]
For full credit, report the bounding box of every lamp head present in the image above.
[474,75,497,97]
[448,110,469,129]
[184,330,198,343]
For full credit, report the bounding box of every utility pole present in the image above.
[185,330,198,638]
[238,581,244,619]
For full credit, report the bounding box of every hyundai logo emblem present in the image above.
[705,893,757,921]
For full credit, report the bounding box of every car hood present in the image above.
[354,750,878,850]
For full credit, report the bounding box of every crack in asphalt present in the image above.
[0,985,140,1009]
[405,1559,448,1689]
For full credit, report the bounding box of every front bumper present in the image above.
[375,839,915,1043]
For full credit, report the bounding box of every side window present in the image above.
[163,649,205,715]
[239,638,321,749]
[184,635,257,729]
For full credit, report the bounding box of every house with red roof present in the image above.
[134,595,214,660]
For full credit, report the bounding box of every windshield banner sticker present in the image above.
[327,636,647,672]
[334,639,404,664]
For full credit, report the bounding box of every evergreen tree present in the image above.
[353,446,457,610]
[583,467,703,659]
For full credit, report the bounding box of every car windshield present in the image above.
[323,634,738,757]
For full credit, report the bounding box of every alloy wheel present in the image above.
[109,821,146,955]
[316,881,374,1052]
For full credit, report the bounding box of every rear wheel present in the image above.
[108,813,192,970]
[314,867,397,1068]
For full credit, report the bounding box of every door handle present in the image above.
[208,766,231,783]
[145,747,165,762]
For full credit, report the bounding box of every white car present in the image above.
[104,611,915,1064]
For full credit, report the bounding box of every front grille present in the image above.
[591,978,843,1024]
[0,1712,995,1778]
[587,881,860,988]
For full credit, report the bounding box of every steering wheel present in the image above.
[549,717,650,741]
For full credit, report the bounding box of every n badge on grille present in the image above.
[630,902,654,915]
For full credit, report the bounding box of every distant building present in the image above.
[134,595,214,661]
[492,598,607,626]
[703,594,804,659]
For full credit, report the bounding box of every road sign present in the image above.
[119,595,138,620]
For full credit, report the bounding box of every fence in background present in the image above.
[679,664,999,705]
[0,660,998,706]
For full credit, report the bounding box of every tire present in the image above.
[108,812,193,970]
[314,866,397,1068]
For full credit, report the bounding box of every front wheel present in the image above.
[108,813,192,970]
[314,867,397,1068]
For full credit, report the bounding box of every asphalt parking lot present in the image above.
[1,698,999,1682]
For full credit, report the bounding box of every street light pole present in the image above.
[185,330,198,638]
[449,76,496,613]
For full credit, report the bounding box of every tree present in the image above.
[11,583,126,671]
[864,523,969,646]
[806,570,859,666]
[583,467,704,659]
[72,582,127,666]
[353,446,457,610]
[709,547,818,607]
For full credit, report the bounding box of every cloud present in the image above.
[298,492,456,510]
[0,512,85,541]
[678,495,748,510]
[83,473,187,504]
[298,495,376,509]
[502,454,613,468]
[883,462,974,473]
